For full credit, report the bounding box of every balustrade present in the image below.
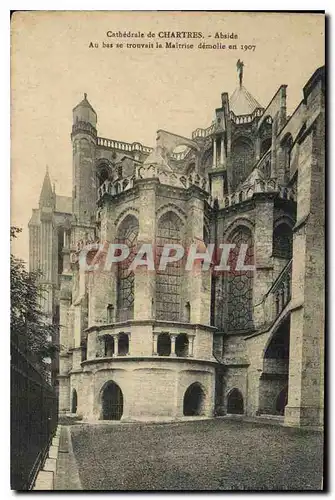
[258,260,292,325]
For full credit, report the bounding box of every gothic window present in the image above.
[97,167,109,188]
[285,136,293,181]
[118,165,123,178]
[156,211,183,321]
[227,226,254,331]
[107,304,114,323]
[116,215,139,322]
[231,138,254,190]
[273,223,293,259]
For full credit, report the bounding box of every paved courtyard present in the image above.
[68,418,323,491]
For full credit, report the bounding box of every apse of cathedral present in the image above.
[29,64,324,427]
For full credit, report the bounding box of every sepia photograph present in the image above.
[10,10,325,491]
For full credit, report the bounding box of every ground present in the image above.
[68,418,323,491]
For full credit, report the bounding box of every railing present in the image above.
[97,169,212,202]
[11,341,58,490]
[229,107,264,124]
[258,259,293,325]
[170,149,190,161]
[97,176,135,199]
[217,178,296,210]
[97,137,153,154]
[72,121,97,138]
[192,123,215,139]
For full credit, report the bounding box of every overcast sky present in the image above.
[11,11,324,263]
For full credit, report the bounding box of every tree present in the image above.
[10,227,58,378]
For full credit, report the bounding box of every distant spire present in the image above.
[39,168,54,208]
[236,59,244,87]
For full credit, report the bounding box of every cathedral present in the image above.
[28,65,325,427]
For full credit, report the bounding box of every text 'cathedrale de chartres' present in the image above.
[105,30,239,39]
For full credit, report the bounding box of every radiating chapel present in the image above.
[29,65,325,427]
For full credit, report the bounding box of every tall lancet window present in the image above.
[227,226,254,331]
[231,138,254,190]
[156,212,182,321]
[116,215,139,322]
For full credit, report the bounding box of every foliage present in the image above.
[10,226,59,377]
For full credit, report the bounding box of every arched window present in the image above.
[231,138,254,190]
[156,212,183,321]
[227,388,244,414]
[107,304,114,323]
[118,333,129,356]
[282,134,293,182]
[175,333,189,357]
[116,215,139,322]
[97,165,109,188]
[157,333,171,356]
[227,226,254,331]
[71,389,78,414]
[273,223,293,259]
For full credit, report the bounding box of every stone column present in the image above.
[170,335,177,357]
[185,194,212,326]
[152,333,158,355]
[212,137,217,168]
[220,136,226,168]
[252,198,275,329]
[113,334,119,356]
[134,181,157,321]
[188,335,195,357]
[86,330,97,360]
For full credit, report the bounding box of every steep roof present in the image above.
[229,85,262,116]
[73,93,96,114]
[39,169,54,208]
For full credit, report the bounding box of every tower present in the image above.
[71,93,97,239]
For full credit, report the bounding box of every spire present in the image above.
[230,60,263,116]
[39,167,54,208]
[236,59,244,87]
[73,92,96,113]
[72,92,97,128]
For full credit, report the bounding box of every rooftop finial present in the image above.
[236,59,244,87]
[84,93,87,99]
[46,165,49,173]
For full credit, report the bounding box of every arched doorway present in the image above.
[227,388,244,414]
[71,389,78,414]
[101,382,123,420]
[183,383,205,416]
[275,386,288,415]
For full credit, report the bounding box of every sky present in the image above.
[11,11,325,264]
